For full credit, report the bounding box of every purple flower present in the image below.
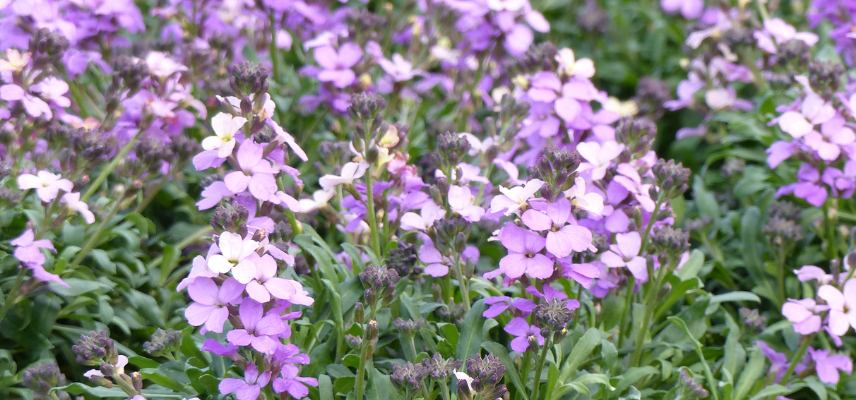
[503,317,544,352]
[600,232,648,282]
[521,198,594,258]
[809,348,852,384]
[483,296,536,318]
[226,300,286,354]
[224,140,279,201]
[219,364,271,400]
[497,224,553,280]
[185,278,243,333]
[314,43,362,88]
[273,364,318,398]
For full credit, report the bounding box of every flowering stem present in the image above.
[782,334,812,384]
[639,194,664,253]
[530,335,552,400]
[451,255,470,311]
[822,202,838,261]
[82,131,141,202]
[363,169,383,259]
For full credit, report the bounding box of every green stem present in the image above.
[0,269,26,322]
[68,194,126,270]
[82,132,141,202]
[782,335,812,384]
[630,258,675,366]
[530,335,552,400]
[617,276,635,348]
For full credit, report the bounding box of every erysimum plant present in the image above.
[2,0,856,400]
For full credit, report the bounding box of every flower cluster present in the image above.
[181,65,316,399]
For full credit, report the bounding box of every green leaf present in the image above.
[319,374,334,400]
[52,383,127,397]
[693,177,719,220]
[677,250,705,281]
[734,348,764,400]
[615,366,657,394]
[456,299,486,360]
[366,366,399,399]
[559,328,600,382]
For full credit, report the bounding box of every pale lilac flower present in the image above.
[314,43,362,88]
[418,243,449,277]
[226,300,286,354]
[660,0,704,19]
[794,265,832,284]
[448,185,484,222]
[31,77,70,108]
[17,171,72,202]
[497,224,553,279]
[755,18,819,54]
[185,278,243,333]
[231,253,313,305]
[224,140,278,201]
[489,179,544,215]
[219,364,271,400]
[319,161,368,191]
[576,141,623,180]
[777,94,835,138]
[782,298,824,334]
[207,232,259,274]
[61,192,94,224]
[600,232,648,282]
[202,113,247,158]
[503,317,544,352]
[521,199,594,258]
[400,202,445,231]
[817,280,856,336]
[378,54,417,82]
[145,51,188,78]
[0,84,51,118]
[810,349,853,385]
[177,255,218,291]
[11,228,54,267]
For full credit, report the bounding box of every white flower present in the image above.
[202,113,247,158]
[489,179,544,215]
[319,161,368,191]
[62,192,95,224]
[206,232,259,274]
[565,177,604,216]
[556,48,595,79]
[17,171,73,202]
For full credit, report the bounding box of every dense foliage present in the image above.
[1,0,855,399]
